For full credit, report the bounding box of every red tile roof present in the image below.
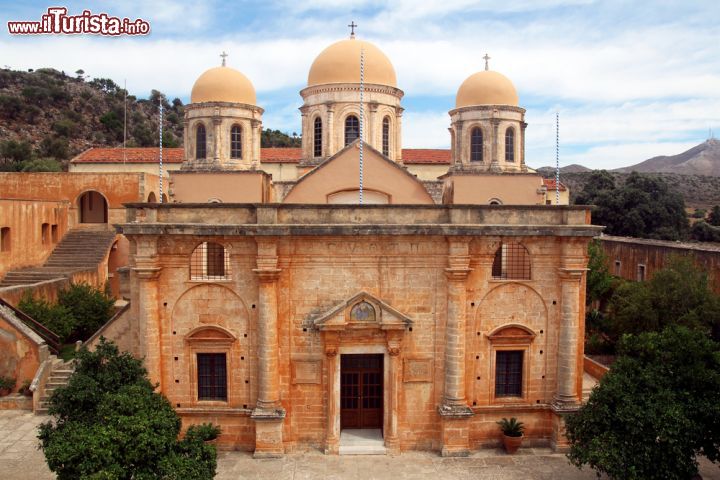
[401,149,451,164]
[261,148,303,163]
[71,147,454,165]
[71,148,184,164]
[543,178,567,191]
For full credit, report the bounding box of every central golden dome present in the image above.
[308,38,397,87]
[191,66,257,105]
[455,70,518,108]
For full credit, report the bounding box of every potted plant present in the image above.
[19,380,33,397]
[497,417,525,454]
[0,376,15,397]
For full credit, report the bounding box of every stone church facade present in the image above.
[57,33,596,456]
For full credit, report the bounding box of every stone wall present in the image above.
[0,199,70,278]
[600,235,720,294]
[0,301,45,395]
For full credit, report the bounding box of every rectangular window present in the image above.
[0,227,9,252]
[614,260,621,276]
[637,264,646,282]
[51,224,58,243]
[197,353,227,401]
[41,223,50,245]
[495,350,523,397]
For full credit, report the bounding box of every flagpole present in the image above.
[159,99,163,203]
[359,45,364,204]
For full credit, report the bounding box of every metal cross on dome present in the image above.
[220,51,228,66]
[483,53,491,71]
[348,21,357,38]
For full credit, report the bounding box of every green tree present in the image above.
[575,171,688,240]
[38,136,69,160]
[261,128,301,147]
[709,205,720,226]
[0,139,32,170]
[566,326,720,480]
[586,239,613,306]
[21,157,62,172]
[39,339,219,479]
[691,221,720,242]
[607,256,720,342]
[57,283,115,341]
[18,292,75,342]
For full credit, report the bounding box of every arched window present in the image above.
[471,127,483,162]
[505,127,515,162]
[313,117,322,157]
[492,242,530,280]
[196,124,207,159]
[190,242,230,280]
[382,116,390,156]
[345,115,359,146]
[230,125,242,159]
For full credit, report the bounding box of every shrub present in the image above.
[21,158,62,172]
[39,339,218,479]
[38,136,69,160]
[566,326,720,479]
[497,417,524,437]
[57,283,115,341]
[18,292,75,343]
[0,376,15,392]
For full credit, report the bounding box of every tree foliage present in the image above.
[575,171,689,240]
[709,205,720,227]
[57,282,115,341]
[261,128,300,147]
[606,256,720,342]
[566,325,720,480]
[586,239,613,306]
[39,339,219,480]
[690,221,720,242]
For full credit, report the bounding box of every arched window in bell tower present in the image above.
[345,115,359,146]
[230,125,242,159]
[471,127,483,162]
[382,116,390,156]
[505,127,515,162]
[313,117,322,157]
[196,123,207,159]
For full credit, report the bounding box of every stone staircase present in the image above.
[0,227,116,287]
[36,359,75,415]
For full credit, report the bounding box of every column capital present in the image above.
[134,266,161,280]
[253,268,281,282]
[558,268,586,281]
[445,268,472,281]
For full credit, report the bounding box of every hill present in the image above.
[0,67,299,171]
[539,170,720,210]
[615,139,720,176]
[536,164,591,175]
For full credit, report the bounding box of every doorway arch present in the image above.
[77,190,108,223]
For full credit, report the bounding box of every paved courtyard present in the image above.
[1,410,718,480]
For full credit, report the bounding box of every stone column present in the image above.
[253,119,262,168]
[396,107,404,163]
[323,332,340,454]
[132,236,161,386]
[438,237,473,457]
[326,102,335,157]
[251,237,285,458]
[212,107,221,164]
[385,331,402,454]
[490,116,501,172]
[551,265,585,452]
[520,121,528,172]
[299,108,309,159]
[368,102,378,151]
[454,120,464,168]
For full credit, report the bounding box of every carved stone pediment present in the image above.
[486,323,536,346]
[311,292,413,333]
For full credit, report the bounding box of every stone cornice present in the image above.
[185,101,264,115]
[449,104,526,116]
[119,223,602,237]
[300,82,404,99]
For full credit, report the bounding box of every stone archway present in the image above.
[77,190,108,223]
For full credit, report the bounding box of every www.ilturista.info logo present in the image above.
[7,7,150,35]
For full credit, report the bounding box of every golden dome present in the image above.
[455,70,518,108]
[308,38,397,87]
[190,66,257,105]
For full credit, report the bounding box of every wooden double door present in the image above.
[340,354,383,429]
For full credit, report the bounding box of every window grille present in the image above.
[190,242,230,280]
[345,115,359,146]
[196,124,207,159]
[230,125,242,159]
[382,117,390,156]
[197,353,227,401]
[505,127,515,162]
[491,242,531,280]
[495,350,523,397]
[471,127,483,162]
[314,117,322,157]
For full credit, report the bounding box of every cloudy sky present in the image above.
[1,0,718,169]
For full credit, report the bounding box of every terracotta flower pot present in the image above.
[502,434,523,454]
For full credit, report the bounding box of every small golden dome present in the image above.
[455,70,519,108]
[308,38,397,87]
[190,66,257,105]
